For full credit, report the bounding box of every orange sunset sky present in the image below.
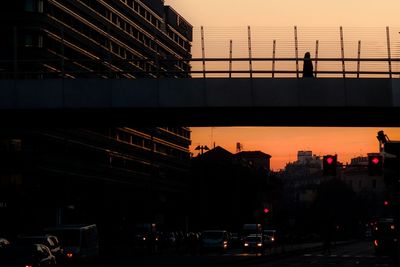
[164,0,400,171]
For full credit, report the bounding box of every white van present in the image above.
[44,224,99,266]
[200,230,230,252]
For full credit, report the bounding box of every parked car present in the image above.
[200,230,229,252]
[0,238,10,248]
[0,243,56,267]
[16,235,64,264]
[44,224,99,266]
[243,234,264,253]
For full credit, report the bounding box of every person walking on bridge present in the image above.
[302,52,314,78]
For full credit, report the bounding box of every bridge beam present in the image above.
[0,78,399,126]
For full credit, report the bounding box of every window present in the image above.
[38,35,43,47]
[38,0,43,12]
[134,1,139,12]
[25,0,35,12]
[24,34,33,47]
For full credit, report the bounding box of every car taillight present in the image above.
[374,240,379,247]
[67,252,73,258]
[25,265,33,267]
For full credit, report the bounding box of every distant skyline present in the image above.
[190,127,400,171]
[164,1,400,171]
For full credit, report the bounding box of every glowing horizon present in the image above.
[189,127,400,171]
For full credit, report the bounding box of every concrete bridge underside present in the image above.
[0,78,399,126]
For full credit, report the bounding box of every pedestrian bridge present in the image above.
[0,78,399,126]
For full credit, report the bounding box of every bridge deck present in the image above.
[0,78,399,126]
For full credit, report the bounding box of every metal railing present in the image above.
[1,57,399,79]
[2,26,400,79]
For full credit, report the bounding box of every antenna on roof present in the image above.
[236,142,243,153]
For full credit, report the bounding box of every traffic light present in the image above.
[368,155,383,176]
[263,208,270,214]
[323,155,337,176]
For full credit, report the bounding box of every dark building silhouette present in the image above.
[0,0,193,244]
[235,151,271,174]
[188,146,273,232]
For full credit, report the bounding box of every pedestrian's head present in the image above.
[304,52,311,59]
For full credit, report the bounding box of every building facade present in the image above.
[342,155,386,195]
[1,0,192,78]
[0,0,193,243]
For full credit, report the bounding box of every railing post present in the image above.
[229,40,232,78]
[272,40,276,78]
[386,26,392,79]
[248,26,253,79]
[357,40,361,78]
[315,40,319,78]
[340,26,346,78]
[294,26,299,78]
[201,26,206,78]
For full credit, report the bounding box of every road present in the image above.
[250,241,397,267]
[99,240,398,267]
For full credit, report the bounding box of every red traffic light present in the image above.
[323,155,337,176]
[371,157,380,165]
[326,157,334,164]
[368,155,383,176]
[384,201,389,206]
[263,208,270,213]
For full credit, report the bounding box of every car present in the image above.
[263,229,277,248]
[16,234,64,264]
[44,224,99,266]
[0,238,10,248]
[243,234,264,253]
[372,218,399,256]
[200,230,229,252]
[132,224,159,254]
[230,232,241,248]
[0,243,56,267]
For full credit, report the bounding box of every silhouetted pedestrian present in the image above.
[302,52,314,78]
